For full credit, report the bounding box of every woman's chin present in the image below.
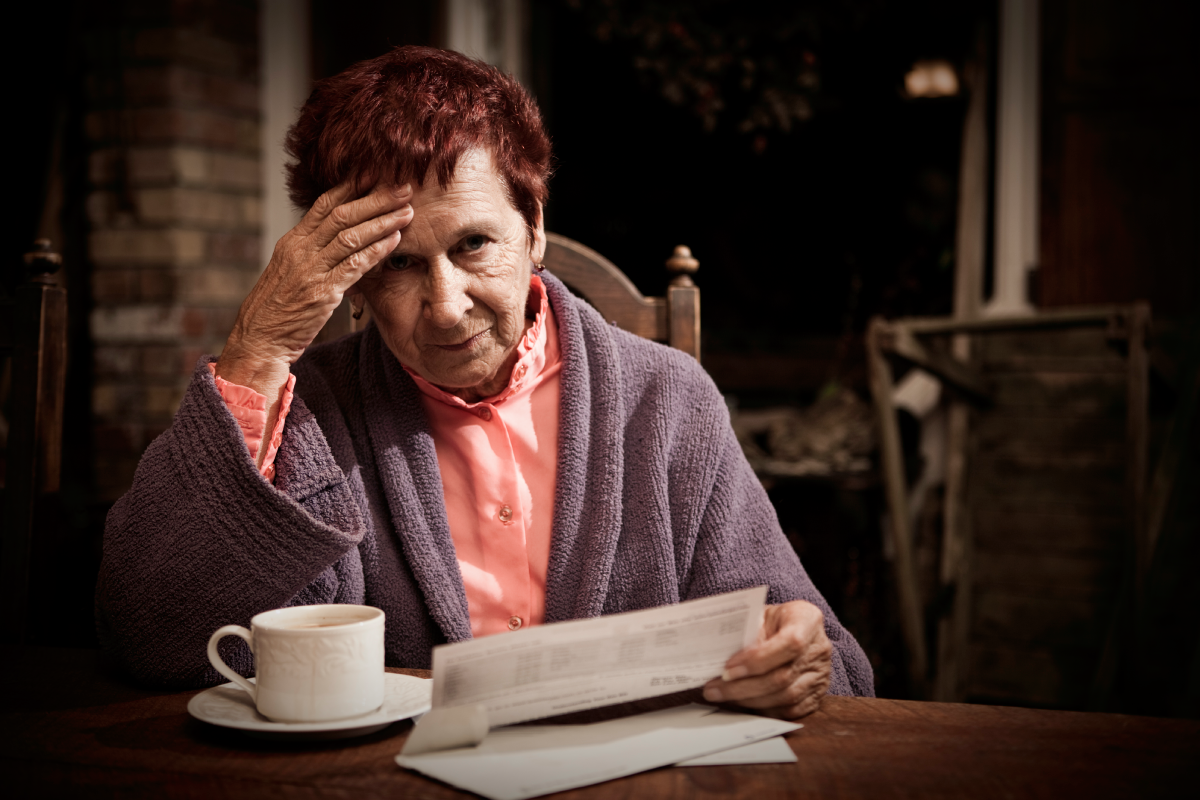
[421,359,502,396]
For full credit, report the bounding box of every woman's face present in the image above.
[352,149,546,401]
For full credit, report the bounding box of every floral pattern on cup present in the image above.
[257,633,375,679]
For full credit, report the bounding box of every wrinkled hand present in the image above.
[217,181,414,393]
[702,600,832,720]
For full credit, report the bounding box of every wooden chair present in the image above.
[541,232,701,361]
[866,305,1151,707]
[0,240,68,640]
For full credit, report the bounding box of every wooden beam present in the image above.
[891,305,1128,336]
[866,317,928,695]
[886,325,992,404]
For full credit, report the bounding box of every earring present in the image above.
[535,262,546,273]
[351,299,364,320]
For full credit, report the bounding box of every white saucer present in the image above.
[187,672,432,740]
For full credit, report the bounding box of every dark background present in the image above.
[306,0,989,371]
[6,0,1198,707]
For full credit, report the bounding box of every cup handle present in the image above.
[207,625,256,700]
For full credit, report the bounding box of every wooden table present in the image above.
[1,646,1196,799]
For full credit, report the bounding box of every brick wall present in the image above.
[84,1,261,502]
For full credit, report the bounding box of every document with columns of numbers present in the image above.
[404,585,768,755]
[439,586,764,726]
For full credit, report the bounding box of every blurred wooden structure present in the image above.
[0,240,68,641]
[543,232,701,361]
[867,304,1153,706]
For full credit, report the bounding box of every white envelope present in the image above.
[396,703,799,800]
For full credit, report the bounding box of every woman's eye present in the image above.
[461,235,487,252]
[385,253,413,271]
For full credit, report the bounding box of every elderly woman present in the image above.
[97,46,874,718]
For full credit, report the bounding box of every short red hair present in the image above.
[285,46,552,235]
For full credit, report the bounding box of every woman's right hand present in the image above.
[215,182,414,396]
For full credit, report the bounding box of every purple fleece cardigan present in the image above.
[97,272,875,696]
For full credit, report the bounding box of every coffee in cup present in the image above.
[207,604,385,723]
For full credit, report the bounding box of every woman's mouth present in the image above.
[436,329,488,351]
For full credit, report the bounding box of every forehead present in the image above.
[384,148,528,259]
[406,149,516,223]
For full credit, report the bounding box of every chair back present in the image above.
[542,232,701,360]
[1,240,67,640]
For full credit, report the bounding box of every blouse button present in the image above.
[508,615,523,631]
[498,504,513,524]
[516,364,527,378]
[479,408,492,421]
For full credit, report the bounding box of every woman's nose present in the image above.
[423,261,472,328]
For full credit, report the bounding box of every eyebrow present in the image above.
[389,218,506,255]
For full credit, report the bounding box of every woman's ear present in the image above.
[344,281,367,320]
[529,203,547,266]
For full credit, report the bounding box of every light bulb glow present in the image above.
[904,59,960,98]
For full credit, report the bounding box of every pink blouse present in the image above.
[213,275,560,638]
[207,362,293,482]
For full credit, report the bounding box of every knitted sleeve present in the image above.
[675,368,876,697]
[95,358,367,688]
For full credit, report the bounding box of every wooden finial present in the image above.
[23,239,62,284]
[666,244,699,288]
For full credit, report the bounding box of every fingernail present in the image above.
[393,183,411,196]
[703,685,723,702]
[722,666,748,682]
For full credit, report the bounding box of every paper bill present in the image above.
[428,586,767,731]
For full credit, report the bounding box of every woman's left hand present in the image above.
[701,600,833,720]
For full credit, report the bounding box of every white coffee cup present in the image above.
[207,604,385,723]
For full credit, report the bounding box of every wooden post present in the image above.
[1089,304,1150,711]
[935,25,989,700]
[934,333,973,702]
[953,40,990,320]
[1143,318,1200,567]
[665,245,700,362]
[866,317,928,695]
[1,241,67,640]
[1125,304,1150,602]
